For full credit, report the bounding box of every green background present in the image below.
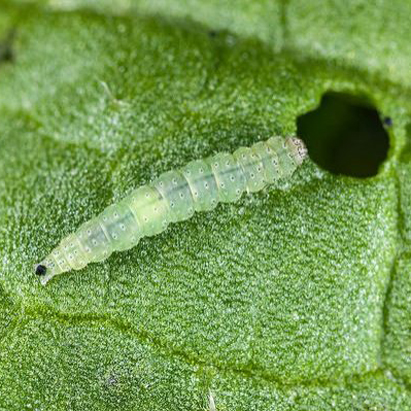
[1,0,411,409]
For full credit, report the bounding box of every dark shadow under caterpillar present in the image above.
[36,136,308,285]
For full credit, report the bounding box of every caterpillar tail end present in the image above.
[35,257,64,286]
[35,232,91,285]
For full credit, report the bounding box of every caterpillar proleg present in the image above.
[35,136,308,285]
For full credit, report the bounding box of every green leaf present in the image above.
[1,0,411,409]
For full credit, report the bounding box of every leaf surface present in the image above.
[1,1,411,409]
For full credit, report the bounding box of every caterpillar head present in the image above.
[286,137,308,165]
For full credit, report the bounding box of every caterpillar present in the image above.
[35,136,308,285]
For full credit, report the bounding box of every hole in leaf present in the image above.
[297,91,389,177]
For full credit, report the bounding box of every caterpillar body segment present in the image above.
[127,185,168,236]
[182,159,219,211]
[36,136,308,285]
[154,170,195,223]
[210,152,246,203]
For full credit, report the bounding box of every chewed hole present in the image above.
[230,175,235,181]
[179,192,184,198]
[204,182,209,189]
[297,91,389,177]
[199,168,204,173]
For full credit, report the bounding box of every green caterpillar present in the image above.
[35,136,308,285]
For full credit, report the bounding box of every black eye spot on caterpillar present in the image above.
[35,264,47,276]
[383,117,393,127]
[36,136,308,285]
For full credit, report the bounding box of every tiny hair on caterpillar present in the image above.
[35,136,308,285]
